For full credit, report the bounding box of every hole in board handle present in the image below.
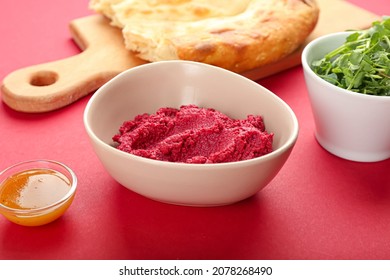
[30,71,59,86]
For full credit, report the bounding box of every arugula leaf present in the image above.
[311,17,390,96]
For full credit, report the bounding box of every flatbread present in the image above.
[90,0,319,73]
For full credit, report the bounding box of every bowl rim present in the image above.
[83,60,299,169]
[301,31,390,101]
[0,159,77,214]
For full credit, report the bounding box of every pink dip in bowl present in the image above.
[113,105,273,164]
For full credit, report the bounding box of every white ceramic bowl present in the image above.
[302,32,390,162]
[84,61,298,206]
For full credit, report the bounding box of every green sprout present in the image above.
[311,16,390,96]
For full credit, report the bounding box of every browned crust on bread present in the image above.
[91,0,319,73]
[171,0,319,72]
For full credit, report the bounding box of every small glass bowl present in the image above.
[0,159,77,226]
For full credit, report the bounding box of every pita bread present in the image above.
[90,0,319,72]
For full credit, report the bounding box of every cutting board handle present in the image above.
[1,52,112,113]
[1,15,145,113]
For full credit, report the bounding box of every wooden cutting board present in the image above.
[1,0,380,113]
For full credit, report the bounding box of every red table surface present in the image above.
[0,0,389,260]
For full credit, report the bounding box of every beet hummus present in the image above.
[113,105,273,164]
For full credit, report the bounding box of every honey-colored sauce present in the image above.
[0,168,75,226]
[0,169,71,209]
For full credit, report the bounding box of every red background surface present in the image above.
[0,0,389,260]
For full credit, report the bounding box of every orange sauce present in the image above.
[0,168,74,226]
